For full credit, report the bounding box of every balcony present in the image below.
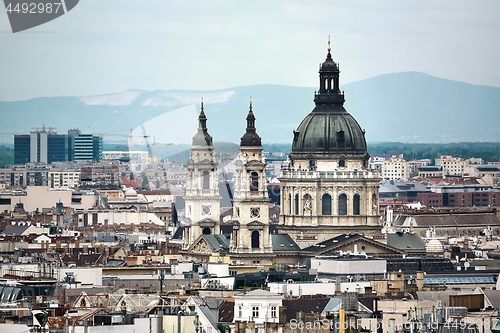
[280,170,379,180]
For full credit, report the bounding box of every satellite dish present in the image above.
[457,266,462,271]
[464,262,470,268]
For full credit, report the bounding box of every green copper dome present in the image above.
[290,42,368,159]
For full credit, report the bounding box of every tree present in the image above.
[141,175,150,190]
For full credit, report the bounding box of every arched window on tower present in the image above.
[338,194,347,215]
[353,194,360,215]
[250,172,259,192]
[288,193,292,214]
[331,78,334,90]
[202,227,211,235]
[251,230,260,249]
[294,193,299,215]
[202,171,210,190]
[322,193,332,215]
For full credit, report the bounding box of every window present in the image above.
[338,194,347,215]
[250,172,259,192]
[339,160,345,167]
[251,230,260,249]
[238,306,242,318]
[202,171,210,189]
[353,194,360,215]
[294,193,299,215]
[271,306,277,318]
[252,306,259,318]
[288,193,292,214]
[322,193,332,215]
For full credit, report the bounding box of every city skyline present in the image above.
[0,1,499,101]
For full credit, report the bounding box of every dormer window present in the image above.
[309,159,316,170]
[339,160,345,168]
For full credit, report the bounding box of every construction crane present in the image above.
[141,124,155,163]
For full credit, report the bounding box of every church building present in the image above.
[277,39,382,247]
[180,40,386,265]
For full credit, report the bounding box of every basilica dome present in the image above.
[290,40,368,160]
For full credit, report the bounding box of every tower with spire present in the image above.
[182,99,221,249]
[231,100,272,254]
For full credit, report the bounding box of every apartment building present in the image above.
[381,157,411,181]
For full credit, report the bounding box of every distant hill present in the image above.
[1,72,499,146]
[167,142,240,163]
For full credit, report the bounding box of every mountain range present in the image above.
[1,72,499,145]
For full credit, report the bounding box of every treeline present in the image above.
[0,146,13,167]
[367,142,500,163]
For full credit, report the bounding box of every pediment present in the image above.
[247,220,266,228]
[187,237,213,255]
[198,218,218,227]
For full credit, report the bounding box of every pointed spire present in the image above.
[192,97,213,146]
[240,97,261,146]
[326,35,332,60]
[246,97,255,129]
[198,98,207,130]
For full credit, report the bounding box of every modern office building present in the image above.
[14,129,68,164]
[14,129,102,164]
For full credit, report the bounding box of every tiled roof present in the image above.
[218,299,234,323]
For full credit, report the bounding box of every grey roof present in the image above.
[272,234,300,252]
[202,234,230,252]
[1,224,31,236]
[203,297,224,309]
[197,301,219,330]
[386,233,426,253]
[417,289,500,308]
[236,289,282,297]
[301,233,403,256]
[393,211,500,228]
[379,180,430,194]
[321,297,342,316]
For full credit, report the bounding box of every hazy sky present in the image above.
[0,1,499,101]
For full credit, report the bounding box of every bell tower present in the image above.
[183,100,221,249]
[231,100,272,253]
